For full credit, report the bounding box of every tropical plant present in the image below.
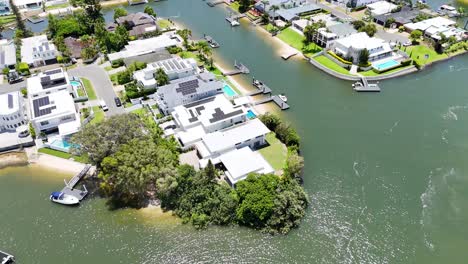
[144,5,156,17]
[358,48,370,65]
[113,7,128,20]
[410,30,422,44]
[155,68,169,86]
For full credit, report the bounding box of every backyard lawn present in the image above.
[38,148,89,163]
[258,133,287,171]
[157,19,172,29]
[81,78,97,100]
[277,27,322,56]
[0,15,15,25]
[131,107,148,117]
[402,45,448,65]
[314,55,351,75]
[90,106,105,125]
[45,3,70,10]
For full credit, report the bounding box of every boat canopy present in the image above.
[51,192,63,199]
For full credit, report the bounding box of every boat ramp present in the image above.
[60,165,92,201]
[353,77,381,92]
[222,61,250,76]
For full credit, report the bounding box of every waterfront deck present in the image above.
[353,77,381,92]
[222,61,250,76]
[60,165,91,201]
[203,34,220,48]
[225,14,245,25]
[254,95,290,110]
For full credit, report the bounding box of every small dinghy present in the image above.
[279,94,288,102]
[50,192,79,205]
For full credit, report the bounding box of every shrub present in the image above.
[20,88,27,97]
[57,55,64,63]
[400,59,412,66]
[29,123,36,139]
[167,46,183,54]
[413,60,422,70]
[117,70,132,84]
[111,59,124,68]
[16,62,30,75]
[327,51,352,65]
[2,67,9,75]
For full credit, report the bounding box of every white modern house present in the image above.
[312,23,357,48]
[0,91,27,132]
[27,68,72,98]
[155,72,224,115]
[21,35,58,67]
[107,33,182,61]
[12,0,42,9]
[331,32,393,63]
[346,0,380,8]
[194,118,273,185]
[171,94,248,147]
[405,17,465,42]
[366,1,397,16]
[29,90,80,135]
[219,146,274,186]
[133,57,198,89]
[0,39,16,69]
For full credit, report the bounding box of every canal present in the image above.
[1,0,468,263]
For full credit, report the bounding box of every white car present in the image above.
[100,100,109,111]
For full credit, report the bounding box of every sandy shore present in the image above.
[25,147,86,174]
[252,22,302,61]
[0,151,29,169]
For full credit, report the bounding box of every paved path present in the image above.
[68,65,125,116]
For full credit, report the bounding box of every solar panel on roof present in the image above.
[7,94,13,109]
[209,108,244,123]
[32,96,56,117]
[173,60,182,70]
[167,60,176,70]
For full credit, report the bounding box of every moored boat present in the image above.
[0,250,14,264]
[279,94,288,102]
[50,192,80,205]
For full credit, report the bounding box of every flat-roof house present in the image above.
[0,39,16,69]
[172,94,248,147]
[219,146,274,186]
[346,0,380,8]
[12,0,42,9]
[133,56,198,89]
[21,35,58,67]
[0,91,27,132]
[107,34,181,61]
[155,72,224,115]
[314,23,357,48]
[331,32,392,63]
[27,68,72,98]
[107,12,158,37]
[366,1,397,16]
[405,17,464,41]
[29,90,80,135]
[275,4,321,22]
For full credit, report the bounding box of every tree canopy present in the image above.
[113,7,128,20]
[144,5,156,17]
[155,68,169,86]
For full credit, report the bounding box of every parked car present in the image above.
[100,100,109,111]
[403,41,412,47]
[7,70,23,84]
[114,97,122,107]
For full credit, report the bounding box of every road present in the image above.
[309,0,354,21]
[0,80,26,94]
[68,65,125,116]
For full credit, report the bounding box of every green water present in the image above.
[2,1,468,263]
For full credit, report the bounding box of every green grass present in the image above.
[314,55,351,75]
[157,19,172,29]
[361,65,414,76]
[402,45,448,65]
[258,133,287,171]
[39,148,71,159]
[230,2,240,13]
[80,78,97,100]
[0,15,15,25]
[109,73,118,85]
[125,102,133,108]
[45,3,70,10]
[131,107,148,117]
[77,87,86,97]
[90,106,105,125]
[277,27,322,56]
[208,65,223,76]
[178,51,197,60]
[265,23,278,33]
[104,65,113,71]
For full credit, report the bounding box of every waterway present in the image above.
[1,0,468,263]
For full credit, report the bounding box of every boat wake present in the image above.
[442,105,468,121]
[386,121,399,134]
[441,129,449,144]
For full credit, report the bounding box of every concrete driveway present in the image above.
[68,65,125,116]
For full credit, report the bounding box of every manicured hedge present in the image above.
[327,51,352,65]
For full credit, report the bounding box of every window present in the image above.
[40,121,49,126]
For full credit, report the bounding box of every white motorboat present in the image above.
[231,20,240,27]
[279,94,288,102]
[50,192,80,205]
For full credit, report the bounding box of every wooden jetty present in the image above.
[223,61,250,76]
[254,95,289,110]
[353,77,381,92]
[203,34,220,48]
[249,78,272,95]
[128,0,148,5]
[207,0,224,6]
[225,14,245,26]
[61,165,91,201]
[0,250,14,264]
[281,50,298,60]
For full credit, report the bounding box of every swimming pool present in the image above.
[373,60,400,71]
[49,138,72,152]
[70,80,81,87]
[223,84,237,97]
[246,110,256,119]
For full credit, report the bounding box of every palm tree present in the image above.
[197,41,212,61]
[261,0,269,12]
[269,5,280,22]
[176,29,192,49]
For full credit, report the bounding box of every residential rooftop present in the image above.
[0,91,20,115]
[108,34,181,61]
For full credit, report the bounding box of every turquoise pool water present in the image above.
[223,84,237,97]
[246,110,256,119]
[50,138,72,151]
[374,60,399,71]
[70,80,81,87]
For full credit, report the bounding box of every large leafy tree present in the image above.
[71,114,145,165]
[144,5,156,17]
[99,138,178,207]
[155,68,169,86]
[358,48,370,65]
[176,29,192,49]
[113,7,128,20]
